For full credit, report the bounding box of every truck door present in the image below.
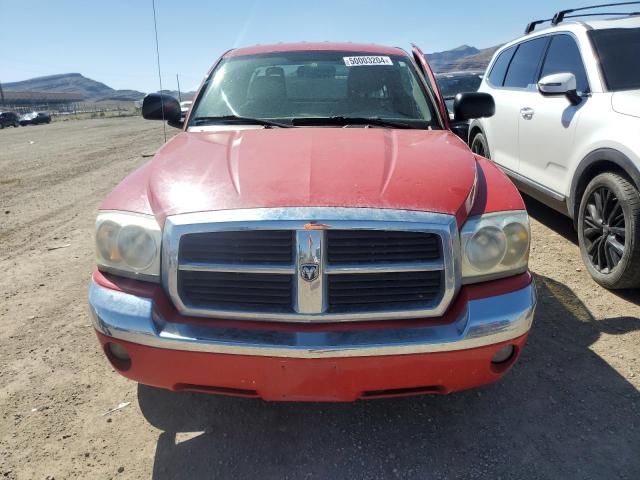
[411,44,449,128]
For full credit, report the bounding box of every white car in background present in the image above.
[469,4,640,289]
[180,100,192,119]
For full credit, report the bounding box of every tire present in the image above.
[0,124,4,130]
[13,122,19,128]
[470,132,490,159]
[577,172,640,289]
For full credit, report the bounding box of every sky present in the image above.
[1,0,593,93]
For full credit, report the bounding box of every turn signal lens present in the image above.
[96,221,121,262]
[502,222,529,266]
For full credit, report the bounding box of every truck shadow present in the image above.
[139,275,640,480]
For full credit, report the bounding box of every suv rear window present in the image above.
[488,46,516,87]
[503,38,548,88]
[589,27,640,91]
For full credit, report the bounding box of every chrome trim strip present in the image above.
[178,261,295,275]
[498,164,566,202]
[162,207,460,322]
[325,260,444,274]
[89,280,536,358]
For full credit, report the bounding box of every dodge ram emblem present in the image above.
[300,263,320,282]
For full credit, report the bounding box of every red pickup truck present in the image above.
[89,42,536,401]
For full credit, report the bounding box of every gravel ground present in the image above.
[0,117,638,479]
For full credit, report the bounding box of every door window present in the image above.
[487,46,516,87]
[503,38,548,89]
[539,34,589,93]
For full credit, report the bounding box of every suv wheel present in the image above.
[577,172,640,289]
[470,132,489,158]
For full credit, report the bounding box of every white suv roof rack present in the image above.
[524,1,640,34]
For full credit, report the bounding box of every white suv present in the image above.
[469,5,640,289]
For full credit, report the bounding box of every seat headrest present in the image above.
[266,66,285,77]
[297,65,336,78]
[247,75,286,100]
[347,66,401,97]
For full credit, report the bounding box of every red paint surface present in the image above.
[470,155,526,216]
[96,331,528,401]
[100,138,523,227]
[225,42,406,58]
[102,128,477,225]
[93,270,157,298]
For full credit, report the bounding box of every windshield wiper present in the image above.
[291,116,419,129]
[191,115,292,128]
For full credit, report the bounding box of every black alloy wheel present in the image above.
[470,132,489,158]
[577,172,640,289]
[582,186,625,273]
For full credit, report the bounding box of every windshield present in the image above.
[189,50,437,128]
[589,27,640,91]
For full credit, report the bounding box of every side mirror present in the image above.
[538,73,581,105]
[142,93,183,128]
[452,92,495,122]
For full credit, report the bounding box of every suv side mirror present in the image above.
[142,93,183,128]
[538,73,581,105]
[452,92,495,122]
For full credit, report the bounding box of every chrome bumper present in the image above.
[89,281,536,359]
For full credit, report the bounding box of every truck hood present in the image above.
[142,128,477,222]
[612,90,640,119]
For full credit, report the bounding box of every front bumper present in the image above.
[89,278,536,401]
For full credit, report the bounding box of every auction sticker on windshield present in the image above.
[343,56,393,66]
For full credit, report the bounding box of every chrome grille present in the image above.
[179,230,294,264]
[327,230,441,264]
[163,208,459,322]
[178,271,294,311]
[327,271,443,310]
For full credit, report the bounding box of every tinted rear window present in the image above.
[488,46,516,87]
[504,38,548,88]
[589,27,640,91]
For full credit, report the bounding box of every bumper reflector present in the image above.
[106,342,131,370]
[491,344,515,364]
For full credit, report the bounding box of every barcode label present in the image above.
[343,56,393,67]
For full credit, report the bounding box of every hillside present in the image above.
[427,45,501,73]
[2,73,146,101]
[3,44,501,104]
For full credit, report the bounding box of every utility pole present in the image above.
[0,80,5,107]
[176,74,182,103]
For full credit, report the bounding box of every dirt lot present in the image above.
[1,117,639,479]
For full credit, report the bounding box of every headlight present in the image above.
[461,211,530,284]
[95,212,161,281]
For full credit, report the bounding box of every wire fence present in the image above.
[0,101,140,119]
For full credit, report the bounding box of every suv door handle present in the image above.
[520,107,535,120]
